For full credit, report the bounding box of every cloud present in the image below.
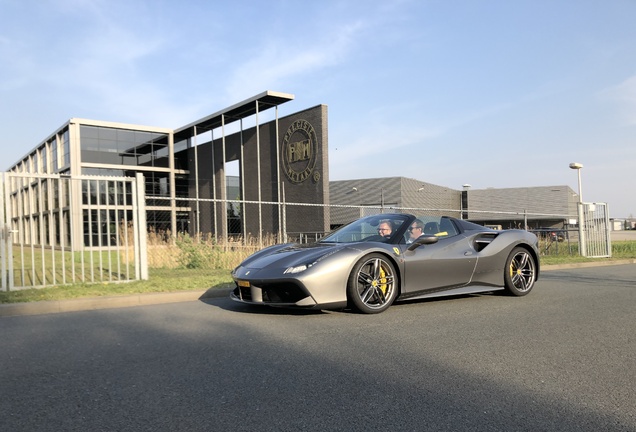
[328,119,442,179]
[223,20,365,103]
[35,3,203,126]
[0,31,36,92]
[600,75,636,125]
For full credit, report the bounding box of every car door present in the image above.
[401,234,477,295]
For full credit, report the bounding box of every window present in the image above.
[41,146,48,174]
[51,138,58,172]
[79,125,170,168]
[61,130,70,167]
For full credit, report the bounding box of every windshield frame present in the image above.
[319,213,413,244]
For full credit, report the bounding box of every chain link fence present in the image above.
[143,197,596,275]
[3,177,611,291]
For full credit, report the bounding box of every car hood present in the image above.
[239,242,346,270]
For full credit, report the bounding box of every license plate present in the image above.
[237,280,250,287]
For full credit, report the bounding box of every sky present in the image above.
[1,0,635,218]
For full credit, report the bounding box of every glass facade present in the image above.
[6,176,72,248]
[51,138,58,171]
[61,130,70,168]
[227,176,242,234]
[3,121,178,249]
[41,146,47,174]
[81,178,133,207]
[79,125,170,168]
[83,209,134,247]
[77,125,178,239]
[6,94,295,251]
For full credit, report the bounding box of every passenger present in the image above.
[406,219,424,244]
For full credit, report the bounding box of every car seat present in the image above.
[438,218,459,237]
[424,221,439,235]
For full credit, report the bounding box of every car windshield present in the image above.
[320,214,410,244]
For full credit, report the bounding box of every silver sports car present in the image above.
[231,213,539,314]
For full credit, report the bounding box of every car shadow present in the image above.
[203,290,502,316]
[201,296,332,316]
[393,290,500,307]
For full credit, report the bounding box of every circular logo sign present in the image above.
[282,119,318,184]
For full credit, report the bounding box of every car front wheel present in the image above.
[347,253,398,314]
[504,247,537,296]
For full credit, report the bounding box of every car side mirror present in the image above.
[407,234,439,251]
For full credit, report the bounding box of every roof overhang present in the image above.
[173,90,295,143]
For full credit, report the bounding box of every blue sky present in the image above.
[1,0,635,217]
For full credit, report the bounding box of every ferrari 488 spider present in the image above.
[231,213,539,314]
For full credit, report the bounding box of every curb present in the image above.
[540,259,636,271]
[0,287,232,318]
[2,260,635,318]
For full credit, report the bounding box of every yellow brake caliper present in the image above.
[510,261,521,278]
[378,267,387,294]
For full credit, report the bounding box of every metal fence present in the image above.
[142,197,612,273]
[579,202,611,258]
[1,173,148,291]
[2,179,612,291]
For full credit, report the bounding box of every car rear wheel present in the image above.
[347,254,397,314]
[504,247,536,296]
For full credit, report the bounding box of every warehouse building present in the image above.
[328,177,579,230]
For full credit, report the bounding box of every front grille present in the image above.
[234,286,252,301]
[234,281,311,304]
[260,282,309,303]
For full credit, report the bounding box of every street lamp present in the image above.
[569,162,583,201]
[569,162,586,256]
[461,184,471,220]
[380,188,385,213]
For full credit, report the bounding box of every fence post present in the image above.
[282,182,287,243]
[135,173,148,280]
[0,172,5,291]
[1,172,15,291]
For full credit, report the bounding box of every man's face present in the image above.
[378,223,392,237]
[408,224,423,239]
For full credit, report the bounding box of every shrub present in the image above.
[175,233,214,269]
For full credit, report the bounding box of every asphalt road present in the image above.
[1,265,635,432]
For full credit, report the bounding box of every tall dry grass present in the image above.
[143,227,279,270]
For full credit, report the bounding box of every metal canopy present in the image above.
[173,90,295,142]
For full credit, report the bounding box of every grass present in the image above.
[540,240,636,265]
[2,240,635,305]
[7,248,136,287]
[0,268,234,304]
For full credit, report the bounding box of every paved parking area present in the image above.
[612,230,636,241]
[1,264,635,431]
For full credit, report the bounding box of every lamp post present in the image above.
[380,188,385,213]
[569,162,586,256]
[461,184,471,220]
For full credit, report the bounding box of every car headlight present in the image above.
[284,262,315,274]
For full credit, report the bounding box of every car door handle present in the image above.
[464,251,473,256]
